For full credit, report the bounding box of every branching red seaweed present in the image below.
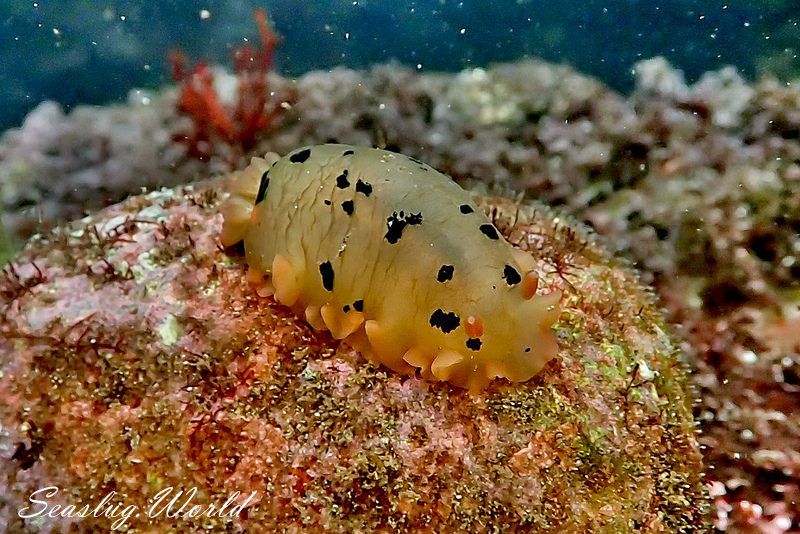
[170,8,292,162]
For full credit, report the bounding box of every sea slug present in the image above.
[220,144,560,392]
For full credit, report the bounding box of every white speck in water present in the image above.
[460,28,466,34]
[416,63,423,70]
[131,90,152,106]
[200,9,211,20]
[345,32,350,40]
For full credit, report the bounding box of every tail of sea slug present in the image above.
[220,153,279,247]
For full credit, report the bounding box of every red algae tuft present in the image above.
[169,8,292,163]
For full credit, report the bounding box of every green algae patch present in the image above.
[157,314,182,346]
[0,212,15,265]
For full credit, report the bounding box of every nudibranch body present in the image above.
[221,144,560,393]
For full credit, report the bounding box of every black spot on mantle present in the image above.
[479,224,500,240]
[466,338,482,351]
[290,148,311,163]
[437,265,454,283]
[429,309,460,333]
[341,200,354,215]
[460,204,474,214]
[355,179,373,197]
[336,170,350,189]
[319,261,335,291]
[503,265,521,286]
[255,170,270,204]
[384,211,423,244]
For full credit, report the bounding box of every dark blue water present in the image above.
[0,0,797,131]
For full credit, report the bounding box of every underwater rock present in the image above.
[603,60,800,532]
[0,181,707,531]
[0,59,628,240]
[0,93,183,239]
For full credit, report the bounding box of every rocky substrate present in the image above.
[0,181,705,532]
